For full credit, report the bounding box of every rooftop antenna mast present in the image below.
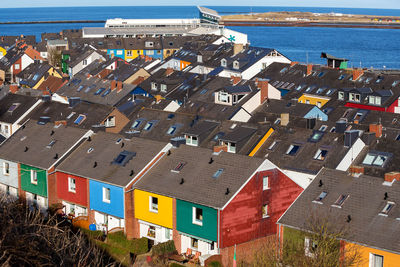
[306,52,309,64]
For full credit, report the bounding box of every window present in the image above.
[103,187,110,203]
[218,91,229,103]
[262,204,269,218]
[370,254,384,267]
[67,112,76,119]
[8,103,20,112]
[112,151,136,166]
[362,152,390,167]
[147,226,156,238]
[268,141,278,150]
[316,101,321,108]
[380,201,394,215]
[190,237,199,249]
[146,50,154,56]
[314,149,328,160]
[319,125,328,132]
[255,173,267,193]
[221,59,227,67]
[227,142,236,153]
[305,237,318,257]
[369,96,382,106]
[126,50,133,57]
[94,88,105,95]
[213,168,224,179]
[143,121,155,131]
[306,100,310,104]
[46,140,56,149]
[3,162,10,175]
[333,194,349,207]
[31,170,38,184]
[160,84,167,93]
[172,161,186,172]
[151,82,157,91]
[233,61,239,69]
[105,116,115,127]
[68,177,76,193]
[338,74,346,80]
[74,114,86,125]
[14,64,20,70]
[338,91,344,100]
[131,119,144,129]
[286,144,300,156]
[314,191,328,203]
[83,59,88,65]
[165,228,171,240]
[166,125,178,135]
[150,196,158,212]
[185,135,198,146]
[116,50,123,55]
[193,207,203,225]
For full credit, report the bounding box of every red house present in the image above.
[219,166,303,266]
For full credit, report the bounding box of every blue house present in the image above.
[107,49,125,60]
[304,106,328,121]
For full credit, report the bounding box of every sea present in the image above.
[0,6,399,69]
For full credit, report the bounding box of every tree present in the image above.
[48,47,62,68]
[0,193,118,266]
[250,212,364,267]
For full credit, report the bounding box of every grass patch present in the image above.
[170,263,185,267]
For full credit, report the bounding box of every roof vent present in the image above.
[93,161,97,168]
[87,136,92,142]
[346,215,352,223]
[130,170,134,176]
[54,153,58,159]
[225,188,230,195]
[24,146,29,152]
[319,180,323,187]
[121,142,125,148]
[180,178,185,185]
[167,150,171,156]
[209,157,214,164]
[50,130,55,136]
[384,192,388,200]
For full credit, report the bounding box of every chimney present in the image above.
[55,120,67,127]
[165,67,174,77]
[111,80,117,91]
[145,56,151,62]
[344,130,359,147]
[335,120,347,133]
[257,78,269,104]
[213,145,228,154]
[233,43,244,55]
[117,81,123,92]
[349,165,364,177]
[306,118,316,129]
[290,61,298,67]
[307,64,313,76]
[231,75,241,86]
[370,123,383,138]
[352,69,364,81]
[9,84,19,94]
[384,172,400,183]
[281,113,289,126]
[361,132,376,145]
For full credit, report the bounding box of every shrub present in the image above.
[151,240,176,256]
[170,263,185,267]
[209,261,222,267]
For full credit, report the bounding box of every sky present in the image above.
[1,0,399,9]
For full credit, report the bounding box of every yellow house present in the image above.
[134,189,173,229]
[33,66,63,89]
[346,242,400,267]
[0,46,6,58]
[298,93,331,108]
[125,49,141,61]
[163,48,179,60]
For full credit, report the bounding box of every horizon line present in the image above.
[0,5,399,10]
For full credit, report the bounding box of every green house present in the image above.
[20,164,47,197]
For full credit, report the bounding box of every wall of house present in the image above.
[304,106,328,121]
[56,171,88,207]
[125,49,140,61]
[0,159,19,188]
[180,60,191,71]
[20,164,47,197]
[0,122,12,138]
[0,47,6,58]
[176,199,218,242]
[124,68,150,84]
[71,52,104,76]
[220,168,303,249]
[298,94,330,107]
[336,138,366,171]
[346,242,400,267]
[107,49,125,59]
[103,108,130,134]
[134,189,173,229]
[241,55,291,80]
[21,54,33,72]
[89,179,124,219]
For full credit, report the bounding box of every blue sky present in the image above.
[1,0,399,9]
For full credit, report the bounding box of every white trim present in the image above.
[192,206,203,226]
[14,99,43,126]
[102,187,111,203]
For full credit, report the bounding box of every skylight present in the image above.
[172,161,186,173]
[338,74,346,80]
[94,88,105,95]
[286,144,300,156]
[333,194,349,207]
[362,152,391,167]
[131,119,145,129]
[8,103,20,112]
[112,150,136,166]
[74,114,86,125]
[33,74,39,81]
[309,131,324,142]
[66,112,76,120]
[77,85,85,92]
[268,141,278,150]
[314,191,328,203]
[314,149,328,161]
[102,89,111,97]
[46,140,56,149]
[380,201,395,215]
[166,124,181,135]
[212,168,224,178]
[144,121,157,131]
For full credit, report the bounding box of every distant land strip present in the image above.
[0,20,106,25]
[220,21,400,29]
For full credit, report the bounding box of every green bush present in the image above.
[80,228,103,240]
[107,232,148,254]
[209,261,222,267]
[169,263,185,267]
[151,240,176,256]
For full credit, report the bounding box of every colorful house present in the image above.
[55,131,171,234]
[278,168,400,267]
[0,120,92,212]
[133,145,304,265]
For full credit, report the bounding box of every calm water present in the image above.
[0,6,399,68]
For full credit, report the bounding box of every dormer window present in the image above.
[145,41,154,48]
[221,59,227,67]
[349,93,360,102]
[369,96,381,106]
[233,61,239,70]
[286,144,300,156]
[197,54,203,63]
[105,116,116,127]
[218,91,229,103]
[314,149,328,160]
[160,84,167,93]
[338,91,344,100]
[380,201,394,216]
[185,135,198,146]
[151,82,157,91]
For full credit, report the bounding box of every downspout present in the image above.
[217,208,221,254]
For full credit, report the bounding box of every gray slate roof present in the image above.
[278,168,400,254]
[0,120,89,170]
[0,94,39,124]
[135,145,264,208]
[56,132,167,187]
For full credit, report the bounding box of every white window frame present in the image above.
[68,177,76,193]
[14,63,20,70]
[338,91,344,100]
[262,204,269,218]
[30,170,38,185]
[263,176,269,190]
[126,50,133,57]
[102,187,111,203]
[369,253,384,267]
[3,162,10,175]
[160,84,167,93]
[192,207,203,226]
[151,82,157,91]
[185,135,198,146]
[149,196,158,213]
